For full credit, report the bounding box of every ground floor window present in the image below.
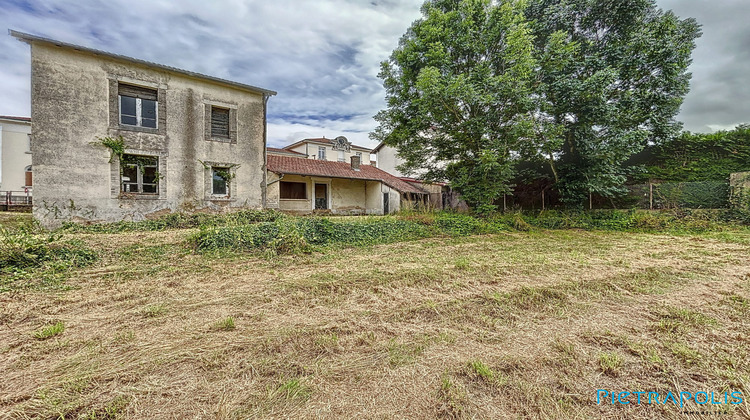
[212,167,230,195]
[121,154,158,194]
[280,181,307,199]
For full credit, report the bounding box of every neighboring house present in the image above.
[372,142,464,210]
[280,136,373,164]
[0,116,32,195]
[266,146,425,214]
[11,30,276,228]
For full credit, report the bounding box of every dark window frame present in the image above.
[280,181,308,200]
[204,103,237,143]
[118,84,158,129]
[210,106,230,138]
[211,166,230,196]
[120,154,159,195]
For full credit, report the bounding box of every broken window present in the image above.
[280,181,307,199]
[119,83,158,128]
[121,154,158,194]
[210,106,230,138]
[212,167,229,196]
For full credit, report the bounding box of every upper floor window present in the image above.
[121,154,158,194]
[25,165,32,187]
[210,106,230,138]
[338,150,345,162]
[119,84,158,129]
[318,146,326,160]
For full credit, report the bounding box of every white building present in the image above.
[0,116,33,193]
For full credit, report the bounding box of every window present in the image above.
[212,167,229,196]
[119,83,158,128]
[318,146,326,160]
[338,150,345,162]
[210,106,230,138]
[280,181,307,199]
[25,165,32,187]
[121,154,158,194]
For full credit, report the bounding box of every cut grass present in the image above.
[1,227,749,418]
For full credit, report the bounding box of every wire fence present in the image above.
[504,181,731,210]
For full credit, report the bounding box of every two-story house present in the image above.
[11,30,276,227]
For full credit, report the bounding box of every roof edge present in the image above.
[9,29,277,97]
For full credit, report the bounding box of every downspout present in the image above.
[262,94,270,208]
[267,173,284,186]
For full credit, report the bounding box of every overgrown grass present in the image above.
[0,227,97,291]
[60,209,286,233]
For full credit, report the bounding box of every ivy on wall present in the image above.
[632,125,750,182]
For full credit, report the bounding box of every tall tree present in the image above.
[526,0,702,205]
[372,0,538,214]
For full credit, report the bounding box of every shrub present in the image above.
[61,210,285,233]
[0,228,97,271]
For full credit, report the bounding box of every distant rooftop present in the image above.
[283,136,372,152]
[0,115,31,122]
[9,30,277,97]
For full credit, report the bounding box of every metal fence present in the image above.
[0,190,33,211]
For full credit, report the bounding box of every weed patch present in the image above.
[34,321,65,340]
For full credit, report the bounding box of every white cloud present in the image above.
[1,0,748,140]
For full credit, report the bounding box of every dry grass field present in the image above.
[1,212,750,419]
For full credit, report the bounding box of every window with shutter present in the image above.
[211,107,230,138]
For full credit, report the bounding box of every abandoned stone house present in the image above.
[11,30,276,228]
[266,137,425,214]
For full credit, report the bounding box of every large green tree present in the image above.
[372,0,539,214]
[526,0,702,205]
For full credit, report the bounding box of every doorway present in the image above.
[315,183,328,210]
[383,192,390,214]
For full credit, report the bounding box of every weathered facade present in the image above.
[12,31,276,228]
[0,116,32,193]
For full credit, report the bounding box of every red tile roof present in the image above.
[267,155,425,194]
[0,116,31,122]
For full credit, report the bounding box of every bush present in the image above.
[61,210,286,233]
[0,228,97,271]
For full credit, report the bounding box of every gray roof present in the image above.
[9,30,277,97]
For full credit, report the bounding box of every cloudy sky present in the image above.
[0,0,747,149]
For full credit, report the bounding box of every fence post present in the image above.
[503,194,506,212]
[542,190,545,211]
[589,192,592,210]
[649,183,653,210]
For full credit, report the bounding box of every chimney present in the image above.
[350,155,361,171]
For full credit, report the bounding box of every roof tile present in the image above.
[268,155,425,194]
